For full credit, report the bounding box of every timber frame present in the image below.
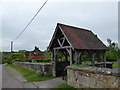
[48,23,108,76]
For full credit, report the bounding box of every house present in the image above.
[25,46,45,60]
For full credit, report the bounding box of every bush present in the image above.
[2,52,13,64]
[106,50,118,60]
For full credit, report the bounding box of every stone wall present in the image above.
[67,65,120,88]
[14,62,52,76]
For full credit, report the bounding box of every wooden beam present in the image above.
[78,52,82,64]
[48,26,59,50]
[103,51,106,68]
[52,49,57,77]
[58,25,74,50]
[70,48,73,65]
[96,51,101,62]
[51,50,54,62]
[57,38,62,47]
[62,37,66,45]
[54,46,71,49]
[66,48,70,55]
[62,51,68,61]
[91,52,95,66]
[61,37,65,40]
[75,51,82,64]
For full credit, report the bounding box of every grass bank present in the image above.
[6,64,55,82]
[112,61,120,68]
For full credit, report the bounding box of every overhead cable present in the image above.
[13,0,48,41]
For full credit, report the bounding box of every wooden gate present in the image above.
[56,61,70,77]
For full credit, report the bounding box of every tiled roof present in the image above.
[31,55,45,60]
[49,23,107,50]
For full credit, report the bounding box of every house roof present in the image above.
[48,23,107,50]
[31,55,45,60]
[25,46,44,56]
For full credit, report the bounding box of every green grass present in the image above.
[35,62,51,64]
[51,84,76,90]
[73,64,96,68]
[112,61,120,68]
[74,61,120,68]
[6,64,55,82]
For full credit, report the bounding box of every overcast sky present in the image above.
[1,0,119,52]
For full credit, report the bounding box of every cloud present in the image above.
[2,1,118,51]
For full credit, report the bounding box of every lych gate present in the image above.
[48,23,107,77]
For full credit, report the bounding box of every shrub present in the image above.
[106,50,118,60]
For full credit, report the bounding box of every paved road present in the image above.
[0,64,2,90]
[2,64,39,88]
[2,64,65,88]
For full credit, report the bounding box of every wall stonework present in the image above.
[67,65,120,88]
[14,62,52,76]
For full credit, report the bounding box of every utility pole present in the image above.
[10,41,13,64]
[11,41,13,52]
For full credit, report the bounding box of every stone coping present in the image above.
[67,65,120,77]
[14,62,52,66]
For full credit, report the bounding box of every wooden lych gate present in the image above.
[48,23,108,77]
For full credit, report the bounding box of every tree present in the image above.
[12,52,26,62]
[2,52,12,64]
[107,39,118,51]
[44,50,51,60]
[106,39,119,60]
[0,52,2,64]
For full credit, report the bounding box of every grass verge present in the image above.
[6,64,55,82]
[51,84,76,90]
[112,61,120,68]
[73,64,96,68]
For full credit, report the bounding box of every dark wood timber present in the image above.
[48,23,108,76]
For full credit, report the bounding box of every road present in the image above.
[2,64,65,88]
[0,64,2,90]
[2,64,37,88]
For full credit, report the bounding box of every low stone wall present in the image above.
[14,62,52,76]
[67,65,120,88]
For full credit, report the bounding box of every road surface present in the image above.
[0,64,2,90]
[2,64,65,88]
[2,64,37,88]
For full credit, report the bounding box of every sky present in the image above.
[1,0,119,52]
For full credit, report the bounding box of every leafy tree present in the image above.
[2,52,12,64]
[107,39,119,51]
[12,52,26,62]
[106,50,118,59]
[44,50,51,60]
[106,39,119,60]
[0,52,2,64]
[19,50,26,53]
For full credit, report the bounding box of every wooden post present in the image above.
[103,51,106,68]
[51,50,54,63]
[52,49,57,77]
[96,52,101,62]
[64,51,68,61]
[62,51,68,61]
[75,51,79,64]
[70,48,73,65]
[75,51,78,64]
[75,51,82,64]
[79,53,82,64]
[91,52,95,66]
